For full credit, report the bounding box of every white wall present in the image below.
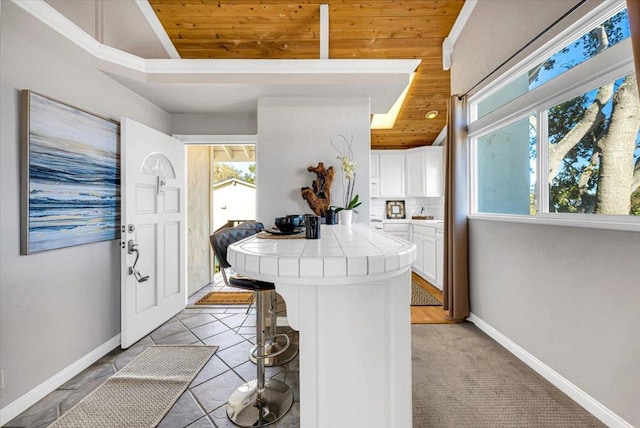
[451,0,590,95]
[213,183,256,230]
[187,146,213,296]
[453,1,640,425]
[256,97,370,225]
[171,113,257,136]
[0,1,170,413]
[469,220,640,425]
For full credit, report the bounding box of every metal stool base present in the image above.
[250,334,298,367]
[226,378,293,427]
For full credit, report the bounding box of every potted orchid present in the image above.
[331,135,361,224]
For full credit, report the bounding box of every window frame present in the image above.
[469,1,628,122]
[467,2,639,231]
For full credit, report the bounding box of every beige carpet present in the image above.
[411,281,442,306]
[411,324,605,427]
[49,345,217,428]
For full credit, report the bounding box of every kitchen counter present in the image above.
[411,219,444,230]
[371,218,444,230]
[228,224,416,428]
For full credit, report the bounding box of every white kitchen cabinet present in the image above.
[370,153,380,197]
[412,224,436,283]
[371,152,379,178]
[404,146,444,197]
[383,222,410,241]
[422,234,437,283]
[436,229,444,290]
[373,150,405,197]
[413,234,425,273]
[411,222,443,289]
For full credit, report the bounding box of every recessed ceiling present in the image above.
[149,0,465,149]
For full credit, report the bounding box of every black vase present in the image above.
[325,208,337,225]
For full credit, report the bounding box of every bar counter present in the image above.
[228,224,416,428]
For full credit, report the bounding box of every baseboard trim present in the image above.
[0,334,121,426]
[467,313,633,428]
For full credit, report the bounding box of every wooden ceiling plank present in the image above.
[148,0,466,148]
[330,1,465,18]
[178,49,320,59]
[166,29,318,40]
[153,4,319,17]
[330,15,455,29]
[173,39,321,50]
[159,16,320,27]
[330,37,443,49]
[241,145,251,159]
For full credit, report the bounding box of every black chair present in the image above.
[212,222,298,367]
[210,225,294,427]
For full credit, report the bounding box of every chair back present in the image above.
[210,223,264,269]
[235,221,265,234]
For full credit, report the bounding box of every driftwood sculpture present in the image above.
[301,162,334,216]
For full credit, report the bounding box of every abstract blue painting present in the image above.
[21,91,120,254]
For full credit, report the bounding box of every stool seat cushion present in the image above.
[230,274,275,291]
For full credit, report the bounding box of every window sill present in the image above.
[468,213,640,233]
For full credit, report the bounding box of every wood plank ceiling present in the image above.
[149,0,465,149]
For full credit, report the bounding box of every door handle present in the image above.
[127,240,149,282]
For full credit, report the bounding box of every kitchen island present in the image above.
[227,224,416,428]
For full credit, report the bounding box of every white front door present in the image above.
[120,118,186,348]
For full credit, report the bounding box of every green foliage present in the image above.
[631,189,640,216]
[213,163,256,184]
[242,164,257,184]
[334,194,362,213]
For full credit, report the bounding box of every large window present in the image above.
[470,2,640,224]
[476,115,537,215]
[475,8,631,119]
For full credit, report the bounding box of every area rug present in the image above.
[49,345,217,428]
[411,281,442,306]
[195,291,254,305]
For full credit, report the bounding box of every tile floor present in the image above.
[6,277,300,428]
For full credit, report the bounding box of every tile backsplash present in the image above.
[371,197,444,220]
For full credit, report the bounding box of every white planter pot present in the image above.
[338,210,353,225]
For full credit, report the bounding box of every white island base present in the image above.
[228,225,416,428]
[278,270,412,428]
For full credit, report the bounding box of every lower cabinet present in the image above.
[411,223,443,290]
[383,222,410,241]
[436,230,444,290]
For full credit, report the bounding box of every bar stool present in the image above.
[217,222,298,367]
[211,226,293,427]
[249,290,298,367]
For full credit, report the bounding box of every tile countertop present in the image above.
[411,219,444,230]
[227,224,416,283]
[372,218,444,230]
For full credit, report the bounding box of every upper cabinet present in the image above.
[372,150,405,198]
[405,146,444,198]
[372,147,444,198]
[370,152,380,197]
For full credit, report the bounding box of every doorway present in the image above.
[184,140,256,296]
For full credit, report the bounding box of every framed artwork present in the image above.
[21,90,120,254]
[386,200,406,219]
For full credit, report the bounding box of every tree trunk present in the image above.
[596,75,640,214]
[548,24,612,182]
[548,82,613,181]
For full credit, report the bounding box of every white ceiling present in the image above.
[45,0,170,59]
[101,59,419,114]
[33,0,420,116]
